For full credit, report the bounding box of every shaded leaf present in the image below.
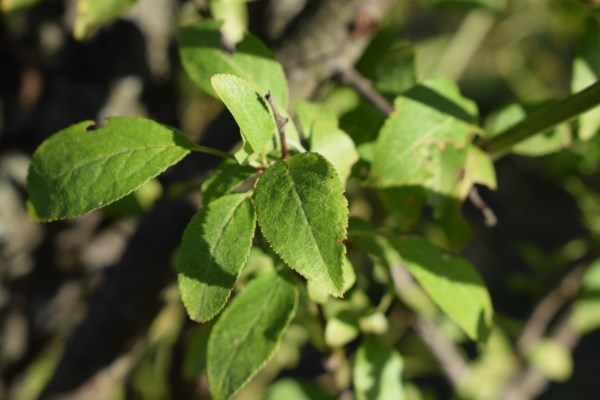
[177,194,256,322]
[211,74,276,161]
[177,19,288,107]
[391,235,493,341]
[354,336,404,400]
[1,0,40,13]
[27,117,193,221]
[73,0,137,40]
[201,157,256,205]
[255,153,348,296]
[207,272,298,400]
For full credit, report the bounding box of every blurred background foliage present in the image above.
[1,0,600,399]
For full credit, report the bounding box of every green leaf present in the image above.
[377,187,426,231]
[202,157,256,205]
[177,19,288,108]
[1,0,40,13]
[207,272,298,400]
[310,121,359,184]
[27,117,193,221]
[370,78,478,189]
[177,194,256,322]
[209,0,249,45]
[296,100,338,140]
[375,45,417,97]
[525,339,573,382]
[354,336,404,400]
[211,74,276,161]
[266,378,335,400]
[255,152,348,297]
[73,0,137,40]
[571,259,600,334]
[572,20,600,141]
[391,235,493,341]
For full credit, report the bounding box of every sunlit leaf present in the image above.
[391,235,493,341]
[255,153,348,296]
[354,336,404,400]
[27,117,193,221]
[73,0,137,40]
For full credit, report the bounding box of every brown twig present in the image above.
[498,265,587,400]
[265,90,289,160]
[516,265,586,353]
[337,66,394,115]
[390,263,469,387]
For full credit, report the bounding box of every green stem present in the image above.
[480,80,600,157]
[191,145,233,159]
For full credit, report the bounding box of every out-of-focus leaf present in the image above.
[391,235,493,341]
[207,272,298,400]
[572,21,600,141]
[354,336,404,400]
[378,187,427,231]
[209,0,249,45]
[73,0,137,40]
[571,259,600,333]
[375,45,417,97]
[525,339,573,382]
[177,19,288,108]
[370,78,478,193]
[1,0,40,13]
[265,378,335,400]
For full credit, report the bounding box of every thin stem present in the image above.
[190,145,233,159]
[516,265,586,353]
[265,91,289,159]
[480,80,600,157]
[468,186,497,227]
[337,66,394,115]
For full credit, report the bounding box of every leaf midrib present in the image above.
[214,282,279,391]
[197,196,247,315]
[46,145,181,180]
